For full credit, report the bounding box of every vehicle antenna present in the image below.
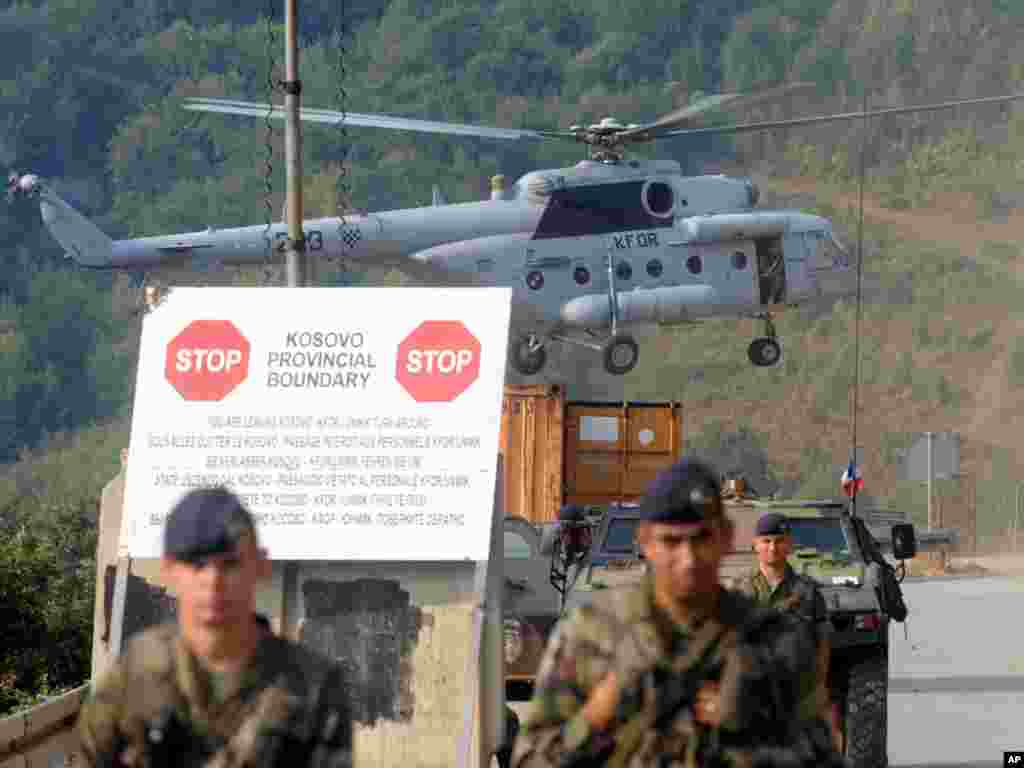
[849,89,869,518]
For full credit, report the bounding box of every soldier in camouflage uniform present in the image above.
[735,512,837,749]
[77,486,353,768]
[511,459,846,768]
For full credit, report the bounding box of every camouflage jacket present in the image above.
[735,564,830,644]
[511,575,845,768]
[77,621,353,768]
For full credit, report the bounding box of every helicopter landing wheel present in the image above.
[603,334,639,375]
[748,337,782,367]
[511,334,547,376]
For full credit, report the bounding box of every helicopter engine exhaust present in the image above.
[560,284,741,329]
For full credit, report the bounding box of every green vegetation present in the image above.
[0,499,97,716]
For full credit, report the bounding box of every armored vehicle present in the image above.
[527,485,917,768]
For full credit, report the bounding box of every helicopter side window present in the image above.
[615,261,632,281]
[526,270,544,290]
[644,181,674,217]
[573,266,590,285]
[646,259,663,278]
[686,254,702,275]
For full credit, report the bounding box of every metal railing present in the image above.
[0,684,89,767]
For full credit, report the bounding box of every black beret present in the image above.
[163,486,257,564]
[639,458,723,525]
[755,512,790,537]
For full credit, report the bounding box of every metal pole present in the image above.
[1011,483,1019,557]
[281,0,305,640]
[283,0,310,288]
[926,431,934,530]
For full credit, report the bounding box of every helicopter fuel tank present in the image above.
[560,284,734,328]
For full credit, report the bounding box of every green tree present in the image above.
[0,498,97,716]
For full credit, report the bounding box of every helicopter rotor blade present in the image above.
[655,92,1024,140]
[617,81,816,141]
[184,97,572,142]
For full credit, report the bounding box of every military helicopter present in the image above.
[20,85,1024,376]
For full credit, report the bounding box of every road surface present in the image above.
[509,573,1024,767]
[888,574,1023,767]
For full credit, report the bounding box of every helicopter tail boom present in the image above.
[33,179,541,274]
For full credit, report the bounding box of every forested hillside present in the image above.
[2,0,1024,711]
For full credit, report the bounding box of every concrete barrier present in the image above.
[0,685,89,768]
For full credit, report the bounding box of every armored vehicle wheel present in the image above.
[748,336,782,367]
[603,334,639,375]
[511,335,547,376]
[843,650,888,768]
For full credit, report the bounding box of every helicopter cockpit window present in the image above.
[646,259,663,278]
[574,266,591,285]
[686,254,702,275]
[616,261,633,281]
[526,270,544,290]
[644,181,674,217]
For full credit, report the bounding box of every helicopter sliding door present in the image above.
[754,236,786,305]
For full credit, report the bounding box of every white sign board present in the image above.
[123,286,512,561]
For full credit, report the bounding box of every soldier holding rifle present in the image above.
[511,458,846,768]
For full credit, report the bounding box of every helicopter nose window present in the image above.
[732,251,747,270]
[646,259,663,278]
[526,270,544,290]
[573,266,591,285]
[615,261,632,281]
[686,254,702,275]
[644,181,674,217]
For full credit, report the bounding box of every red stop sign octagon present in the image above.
[396,320,482,403]
[165,320,251,401]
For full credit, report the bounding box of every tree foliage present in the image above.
[0,498,97,716]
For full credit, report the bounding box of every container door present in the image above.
[564,403,681,506]
[499,387,564,524]
[621,405,681,498]
[565,406,625,506]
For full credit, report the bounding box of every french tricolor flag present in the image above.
[841,461,864,497]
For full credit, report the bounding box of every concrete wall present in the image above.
[0,686,89,768]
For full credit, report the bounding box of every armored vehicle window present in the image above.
[603,518,640,555]
[573,265,590,285]
[616,261,633,281]
[526,270,544,290]
[644,181,674,216]
[646,258,663,277]
[686,254,702,275]
[504,531,534,559]
[732,251,747,270]
[787,518,850,553]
